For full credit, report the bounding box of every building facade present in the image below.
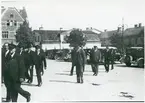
[1,6,27,45]
[100,24,144,47]
[33,29,101,50]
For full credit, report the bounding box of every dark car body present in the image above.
[124,47,144,68]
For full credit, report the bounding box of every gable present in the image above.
[1,7,24,22]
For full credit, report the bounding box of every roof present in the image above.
[100,30,118,39]
[33,30,66,41]
[1,7,27,21]
[82,30,100,41]
[33,29,100,42]
[123,26,144,37]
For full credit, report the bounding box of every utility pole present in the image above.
[59,27,63,49]
[121,18,124,55]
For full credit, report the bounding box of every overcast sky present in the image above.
[1,0,145,31]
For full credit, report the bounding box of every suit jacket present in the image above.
[24,50,35,67]
[90,49,101,63]
[33,50,46,70]
[71,49,76,66]
[40,49,47,68]
[2,49,11,72]
[75,48,86,66]
[104,49,111,61]
[7,52,25,81]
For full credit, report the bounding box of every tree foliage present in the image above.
[15,20,35,47]
[66,29,87,47]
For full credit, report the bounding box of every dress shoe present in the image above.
[26,95,31,102]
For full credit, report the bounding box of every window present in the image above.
[14,20,17,26]
[10,13,14,18]
[10,20,13,26]
[2,31,9,38]
[38,36,40,42]
[7,20,10,26]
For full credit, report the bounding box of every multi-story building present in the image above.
[1,6,28,45]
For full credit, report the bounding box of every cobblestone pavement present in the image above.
[1,59,144,102]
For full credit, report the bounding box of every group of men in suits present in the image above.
[70,45,115,82]
[2,43,47,102]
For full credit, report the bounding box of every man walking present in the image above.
[33,45,46,86]
[6,44,31,102]
[75,46,86,83]
[90,46,101,76]
[104,46,111,73]
[2,43,12,102]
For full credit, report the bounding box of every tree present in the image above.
[15,20,35,47]
[66,29,87,47]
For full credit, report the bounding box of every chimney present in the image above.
[138,23,142,27]
[104,29,107,32]
[134,24,137,28]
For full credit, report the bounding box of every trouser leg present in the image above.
[70,65,74,75]
[91,64,95,73]
[111,61,114,70]
[36,69,42,85]
[95,63,99,75]
[15,82,30,99]
[4,74,11,101]
[25,66,30,80]
[80,72,83,83]
[29,66,33,82]
[76,74,80,83]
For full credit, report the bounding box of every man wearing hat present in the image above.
[4,44,31,102]
[33,45,47,86]
[2,43,12,102]
[104,46,111,72]
[90,46,101,76]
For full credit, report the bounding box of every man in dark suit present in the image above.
[90,46,101,76]
[2,43,12,102]
[33,45,46,86]
[40,48,47,76]
[104,46,111,73]
[27,45,35,83]
[6,44,31,102]
[110,49,115,70]
[75,46,86,83]
[23,47,31,82]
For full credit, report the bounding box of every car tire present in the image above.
[126,62,131,67]
[138,59,144,68]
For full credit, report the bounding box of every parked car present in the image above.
[124,47,144,68]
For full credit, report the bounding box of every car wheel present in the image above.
[138,59,144,68]
[126,62,131,67]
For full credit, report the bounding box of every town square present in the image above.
[1,0,144,102]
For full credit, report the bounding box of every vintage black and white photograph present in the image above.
[1,0,144,102]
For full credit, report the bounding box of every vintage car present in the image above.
[124,47,144,68]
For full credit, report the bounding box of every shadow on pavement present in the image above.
[119,92,134,99]
[49,80,77,84]
[55,73,70,76]
[92,83,101,86]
